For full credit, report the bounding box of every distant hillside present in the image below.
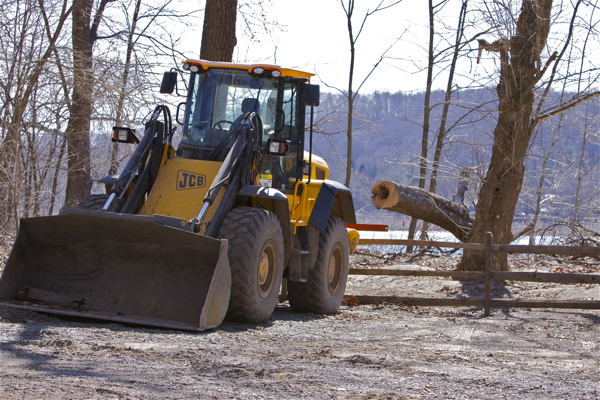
[85,88,599,231]
[310,89,600,228]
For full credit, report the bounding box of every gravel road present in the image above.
[0,253,598,399]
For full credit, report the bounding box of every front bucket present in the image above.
[0,208,231,331]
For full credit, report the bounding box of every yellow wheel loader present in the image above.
[0,60,359,330]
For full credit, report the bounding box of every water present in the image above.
[356,230,553,255]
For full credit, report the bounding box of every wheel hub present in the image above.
[327,244,343,295]
[258,253,270,286]
[257,242,275,298]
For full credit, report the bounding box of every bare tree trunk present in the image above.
[109,0,142,176]
[421,0,468,244]
[22,153,31,218]
[64,0,111,205]
[408,0,435,251]
[529,121,560,245]
[458,0,553,271]
[64,0,94,205]
[428,0,467,196]
[25,130,40,217]
[344,13,355,189]
[199,0,237,61]
[572,102,595,224]
[338,0,401,189]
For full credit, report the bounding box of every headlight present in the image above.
[271,70,281,78]
[189,65,200,73]
[252,67,265,75]
[182,63,190,70]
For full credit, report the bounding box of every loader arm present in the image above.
[194,112,261,237]
[105,106,172,214]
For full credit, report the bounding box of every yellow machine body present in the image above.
[139,154,222,221]
[0,60,358,331]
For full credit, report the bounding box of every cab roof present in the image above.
[184,59,315,80]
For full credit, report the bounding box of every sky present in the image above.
[175,0,599,95]
[232,0,433,94]
[172,0,455,94]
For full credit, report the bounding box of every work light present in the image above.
[266,139,289,156]
[112,127,139,144]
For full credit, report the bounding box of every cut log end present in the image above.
[371,181,399,209]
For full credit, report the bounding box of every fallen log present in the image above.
[371,181,474,242]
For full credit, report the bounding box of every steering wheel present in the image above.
[213,120,233,130]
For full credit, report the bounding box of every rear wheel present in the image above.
[288,216,349,314]
[77,194,110,211]
[218,208,284,323]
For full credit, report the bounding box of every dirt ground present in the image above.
[0,248,598,399]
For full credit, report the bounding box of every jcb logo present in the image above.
[177,170,206,190]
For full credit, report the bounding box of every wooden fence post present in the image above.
[484,232,493,317]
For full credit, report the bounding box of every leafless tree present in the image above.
[458,0,600,271]
[0,0,201,239]
[370,0,600,271]
[337,0,402,189]
[404,0,484,249]
[0,0,72,235]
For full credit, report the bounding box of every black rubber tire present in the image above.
[77,194,110,210]
[218,208,284,323]
[288,216,349,314]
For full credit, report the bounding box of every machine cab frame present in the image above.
[177,63,310,191]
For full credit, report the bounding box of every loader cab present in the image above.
[177,62,309,190]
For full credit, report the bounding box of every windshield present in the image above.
[178,67,304,189]
[179,68,279,160]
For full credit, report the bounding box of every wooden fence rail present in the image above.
[346,232,600,316]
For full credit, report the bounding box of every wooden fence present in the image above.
[346,232,600,316]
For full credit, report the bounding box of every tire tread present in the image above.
[218,208,283,323]
[288,216,349,314]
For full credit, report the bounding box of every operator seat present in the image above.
[231,98,261,128]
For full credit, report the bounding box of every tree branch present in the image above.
[91,0,118,42]
[535,91,600,124]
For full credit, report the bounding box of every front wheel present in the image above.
[288,216,349,314]
[218,208,284,323]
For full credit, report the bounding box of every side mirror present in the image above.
[266,139,290,156]
[112,127,139,144]
[176,102,186,125]
[305,84,320,107]
[160,71,177,94]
